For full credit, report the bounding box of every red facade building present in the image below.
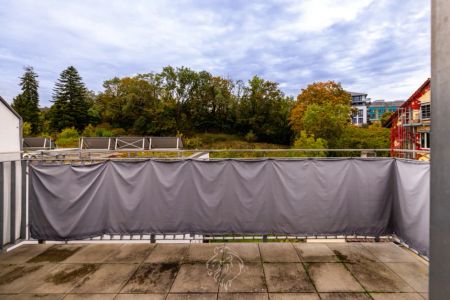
[385,79,431,160]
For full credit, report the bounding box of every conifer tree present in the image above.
[11,66,40,134]
[49,66,89,132]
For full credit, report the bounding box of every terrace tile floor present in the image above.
[0,242,428,299]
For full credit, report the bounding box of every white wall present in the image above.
[0,101,21,161]
[0,100,23,246]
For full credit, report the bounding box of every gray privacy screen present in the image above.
[29,158,430,255]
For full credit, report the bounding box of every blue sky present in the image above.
[0,0,430,107]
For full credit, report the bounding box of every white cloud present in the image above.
[0,0,430,106]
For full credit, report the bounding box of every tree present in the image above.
[302,103,351,147]
[237,76,294,144]
[292,130,327,157]
[334,123,391,155]
[11,66,40,134]
[49,66,89,132]
[290,81,351,134]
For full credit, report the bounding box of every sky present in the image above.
[0,0,430,107]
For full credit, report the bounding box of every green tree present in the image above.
[290,81,351,135]
[11,66,40,134]
[302,103,351,147]
[292,130,327,157]
[237,76,294,144]
[49,66,89,132]
[334,123,391,155]
[22,122,32,137]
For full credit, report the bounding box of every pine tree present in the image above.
[11,66,40,134]
[49,66,89,132]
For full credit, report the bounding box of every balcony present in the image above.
[0,242,428,299]
[0,154,430,298]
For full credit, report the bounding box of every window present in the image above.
[405,108,411,124]
[420,132,430,149]
[352,96,362,103]
[357,109,364,124]
[421,103,431,120]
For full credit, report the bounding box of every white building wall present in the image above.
[0,101,21,161]
[0,99,23,246]
[352,105,368,125]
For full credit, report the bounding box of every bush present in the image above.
[56,127,79,148]
[82,124,96,137]
[292,130,327,157]
[111,128,126,136]
[184,137,202,149]
[22,122,32,137]
[244,130,257,143]
[95,127,113,137]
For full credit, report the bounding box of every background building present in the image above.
[350,92,368,125]
[367,100,404,123]
[0,96,22,161]
[384,78,431,160]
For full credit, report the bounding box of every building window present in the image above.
[421,103,431,120]
[352,96,364,103]
[420,132,430,149]
[357,109,364,124]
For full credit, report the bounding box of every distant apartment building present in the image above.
[349,92,368,125]
[384,78,431,160]
[367,100,404,122]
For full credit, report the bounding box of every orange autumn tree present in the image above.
[289,81,351,139]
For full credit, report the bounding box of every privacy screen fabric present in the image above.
[29,158,429,255]
[392,160,430,256]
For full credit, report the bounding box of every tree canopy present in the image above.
[10,65,391,153]
[49,66,89,132]
[11,66,40,134]
[289,81,351,135]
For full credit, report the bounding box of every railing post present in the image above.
[10,161,16,244]
[20,160,27,239]
[150,234,156,243]
[262,235,268,242]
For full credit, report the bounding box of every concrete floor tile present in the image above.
[0,295,64,300]
[64,294,116,300]
[293,243,338,262]
[63,244,122,263]
[226,243,261,262]
[116,295,166,300]
[319,293,371,299]
[120,263,179,294]
[263,263,314,293]
[25,263,99,293]
[219,262,266,293]
[306,263,364,292]
[361,243,418,263]
[186,243,223,263]
[370,293,424,300]
[346,262,413,292]
[70,263,138,293]
[420,293,428,299]
[326,243,377,263]
[384,262,428,292]
[166,294,218,300]
[0,244,52,264]
[0,263,58,293]
[259,243,300,263]
[170,263,219,293]
[145,244,189,264]
[218,293,268,300]
[27,244,85,263]
[104,244,155,263]
[269,293,320,299]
